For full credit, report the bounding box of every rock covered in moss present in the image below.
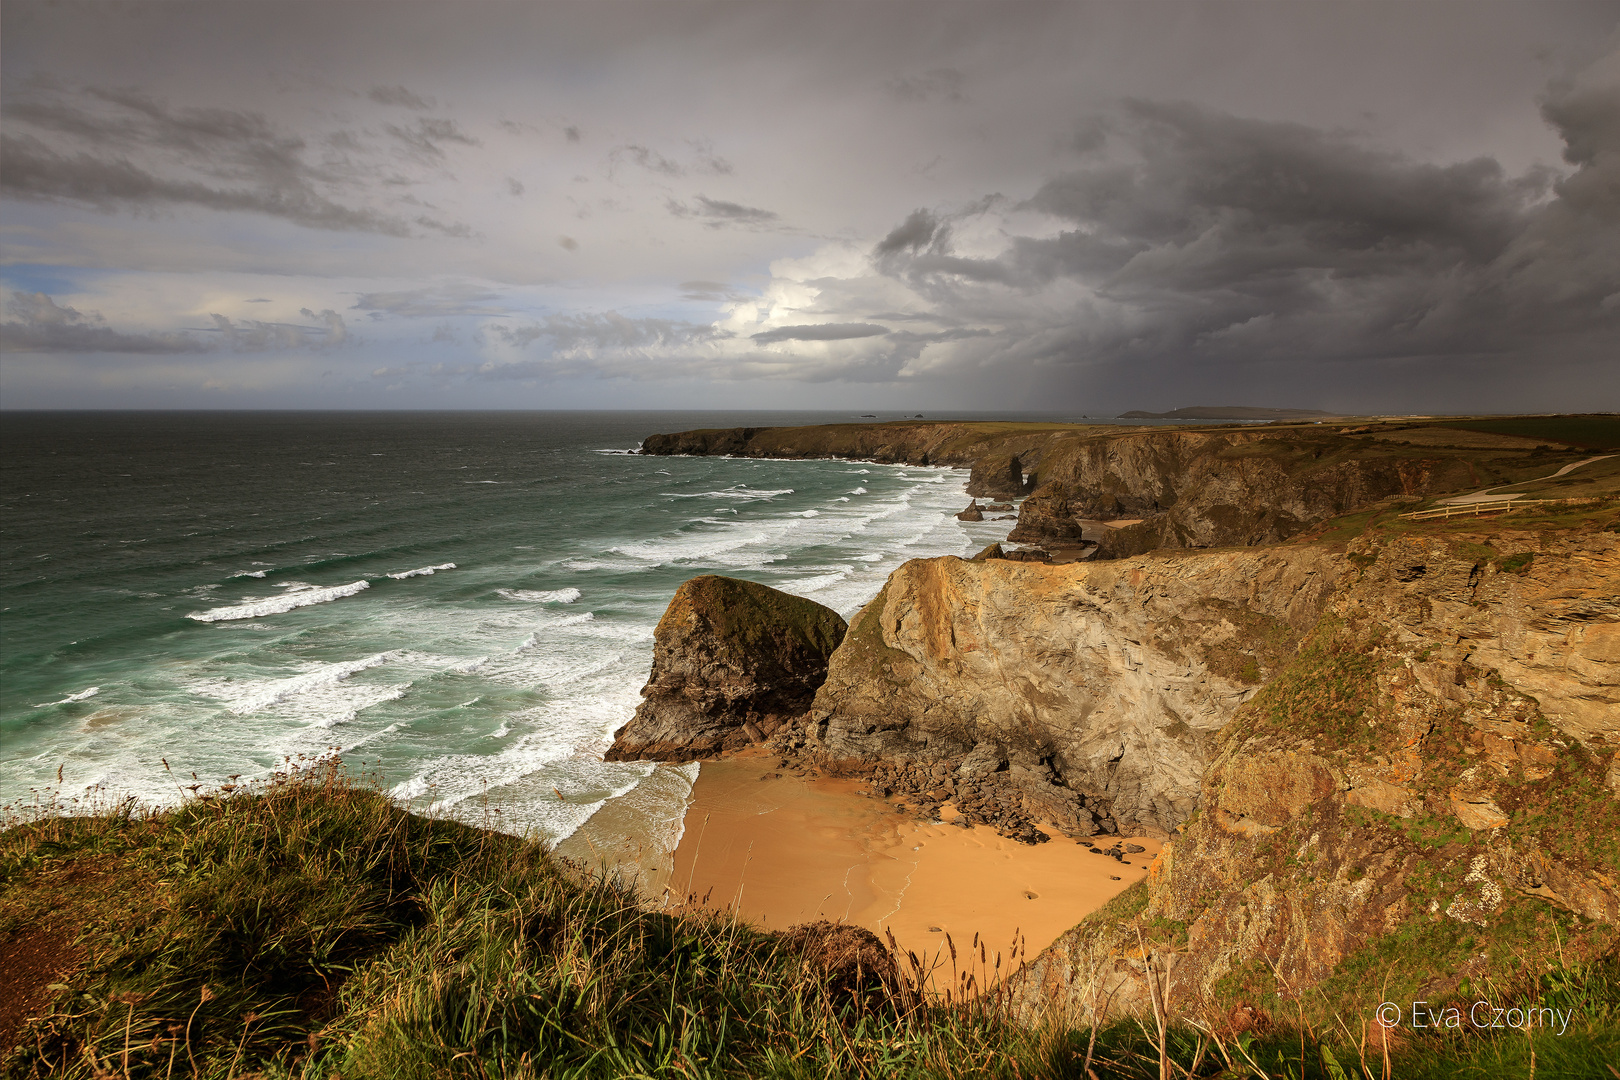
[606,575,847,761]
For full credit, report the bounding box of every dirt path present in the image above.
[1440,454,1616,505]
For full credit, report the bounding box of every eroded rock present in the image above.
[606,575,847,761]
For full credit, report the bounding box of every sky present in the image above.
[2,1,1617,414]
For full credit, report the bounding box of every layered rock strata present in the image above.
[606,575,847,761]
[788,547,1347,838]
[1013,527,1620,1020]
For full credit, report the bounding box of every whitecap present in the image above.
[187,580,370,622]
[34,686,100,708]
[205,651,398,714]
[388,562,457,580]
[793,510,821,518]
[496,587,581,604]
[487,721,512,739]
[230,570,268,579]
[849,487,868,494]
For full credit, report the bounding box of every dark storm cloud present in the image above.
[751,323,889,344]
[667,195,780,229]
[866,94,1619,387]
[0,85,470,237]
[1,292,209,353]
[368,85,436,111]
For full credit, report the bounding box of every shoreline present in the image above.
[663,753,1161,974]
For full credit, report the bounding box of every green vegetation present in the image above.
[5,763,1617,1078]
[1441,415,1620,450]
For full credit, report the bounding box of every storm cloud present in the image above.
[1,1,1615,410]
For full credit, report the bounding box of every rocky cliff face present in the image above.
[638,420,1549,560]
[1013,525,1620,1021]
[606,576,847,762]
[1017,428,1478,557]
[799,547,1347,837]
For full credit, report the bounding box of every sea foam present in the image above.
[188,580,370,621]
[34,686,100,707]
[496,587,581,604]
[388,562,456,579]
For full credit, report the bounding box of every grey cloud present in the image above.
[751,323,889,344]
[667,195,779,229]
[613,144,683,176]
[486,311,717,355]
[1,291,209,354]
[0,86,466,236]
[678,280,750,301]
[204,309,347,351]
[385,117,481,163]
[564,125,582,143]
[353,284,506,318]
[873,209,945,257]
[885,69,966,104]
[864,94,1618,393]
[369,85,436,110]
[507,176,525,196]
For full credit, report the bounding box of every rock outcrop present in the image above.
[955,500,984,522]
[793,547,1347,837]
[606,576,847,762]
[966,453,1028,499]
[1008,428,1480,557]
[1013,526,1620,1021]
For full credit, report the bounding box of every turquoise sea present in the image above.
[2,411,1027,867]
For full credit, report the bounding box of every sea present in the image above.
[2,410,1050,881]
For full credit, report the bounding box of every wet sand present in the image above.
[665,755,1161,971]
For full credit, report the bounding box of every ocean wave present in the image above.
[664,486,794,500]
[793,510,821,518]
[849,487,868,494]
[212,651,399,714]
[230,570,268,579]
[187,580,370,622]
[34,686,100,707]
[496,587,581,604]
[780,570,849,594]
[389,562,457,579]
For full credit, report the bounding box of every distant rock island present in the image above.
[1117,405,1337,420]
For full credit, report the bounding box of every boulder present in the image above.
[1006,482,1083,544]
[956,500,985,522]
[606,575,847,761]
[967,453,1028,499]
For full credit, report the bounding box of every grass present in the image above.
[1439,416,1620,450]
[5,763,1617,1079]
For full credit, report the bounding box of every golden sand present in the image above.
[665,755,1160,968]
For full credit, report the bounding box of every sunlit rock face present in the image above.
[1013,529,1620,1022]
[805,546,1347,837]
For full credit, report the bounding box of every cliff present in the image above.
[795,545,1347,837]
[1013,519,1620,1021]
[640,419,1598,559]
[606,575,846,761]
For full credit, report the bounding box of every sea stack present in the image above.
[606,575,847,761]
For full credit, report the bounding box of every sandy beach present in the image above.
[663,754,1161,973]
